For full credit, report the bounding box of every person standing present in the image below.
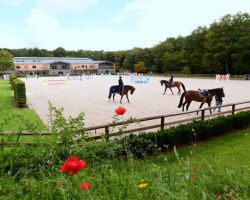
[118,76,124,95]
[214,95,223,112]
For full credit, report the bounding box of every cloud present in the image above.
[4,0,24,6]
[36,0,99,15]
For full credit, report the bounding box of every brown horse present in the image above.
[160,80,186,95]
[178,88,225,114]
[108,85,135,103]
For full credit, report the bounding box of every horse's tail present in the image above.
[180,82,186,92]
[178,92,186,108]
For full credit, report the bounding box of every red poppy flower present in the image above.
[115,107,126,115]
[80,182,92,191]
[193,167,197,173]
[59,157,87,176]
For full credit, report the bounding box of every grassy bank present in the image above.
[0,80,46,131]
[1,128,250,199]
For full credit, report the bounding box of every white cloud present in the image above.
[36,0,99,15]
[4,0,24,6]
[3,0,250,50]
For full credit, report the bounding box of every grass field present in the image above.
[1,128,250,199]
[0,80,46,131]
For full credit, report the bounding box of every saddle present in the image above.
[198,89,210,97]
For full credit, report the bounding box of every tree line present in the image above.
[1,12,250,74]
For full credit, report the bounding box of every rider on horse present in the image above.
[118,76,124,95]
[169,73,173,85]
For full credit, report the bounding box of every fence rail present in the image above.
[1,101,250,145]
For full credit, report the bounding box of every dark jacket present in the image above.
[118,78,124,87]
[169,75,174,84]
[215,95,223,102]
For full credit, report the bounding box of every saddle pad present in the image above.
[110,85,120,93]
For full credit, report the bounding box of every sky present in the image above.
[0,0,250,51]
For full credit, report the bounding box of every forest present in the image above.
[1,12,250,74]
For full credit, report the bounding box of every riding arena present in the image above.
[21,75,250,132]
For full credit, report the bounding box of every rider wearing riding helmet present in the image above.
[118,76,124,95]
[169,73,174,85]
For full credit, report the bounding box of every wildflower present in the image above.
[215,192,221,198]
[115,107,126,115]
[138,183,148,188]
[193,167,197,173]
[192,176,196,180]
[55,181,61,189]
[59,157,87,176]
[80,182,92,191]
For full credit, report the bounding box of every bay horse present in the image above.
[108,85,135,103]
[178,88,225,114]
[160,80,186,95]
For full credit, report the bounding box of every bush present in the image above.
[13,79,26,107]
[115,111,250,158]
[9,74,17,90]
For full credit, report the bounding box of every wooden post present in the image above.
[105,126,109,141]
[160,117,165,131]
[201,110,205,120]
[232,104,235,115]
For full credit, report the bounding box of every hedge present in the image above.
[13,79,26,107]
[113,110,250,158]
[9,74,17,90]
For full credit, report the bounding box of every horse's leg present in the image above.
[113,94,115,101]
[197,103,204,115]
[126,94,130,103]
[170,87,174,95]
[186,102,191,111]
[120,94,124,104]
[182,101,187,112]
[163,86,167,95]
[178,86,181,95]
[208,101,212,114]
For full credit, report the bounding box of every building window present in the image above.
[16,66,20,69]
[81,65,84,68]
[62,65,68,69]
[32,66,36,69]
[51,65,57,69]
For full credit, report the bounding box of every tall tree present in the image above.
[0,50,14,74]
[53,47,66,57]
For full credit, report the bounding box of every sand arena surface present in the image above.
[22,75,250,129]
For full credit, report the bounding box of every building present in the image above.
[13,57,115,76]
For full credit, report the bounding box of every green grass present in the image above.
[1,128,250,199]
[0,80,46,131]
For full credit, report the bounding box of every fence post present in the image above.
[105,126,109,141]
[232,104,235,115]
[201,109,205,120]
[160,116,165,131]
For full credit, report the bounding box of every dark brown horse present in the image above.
[160,80,186,95]
[178,88,225,114]
[108,85,135,103]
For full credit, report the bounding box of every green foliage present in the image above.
[9,74,17,90]
[182,66,191,74]
[115,110,250,158]
[13,79,26,107]
[134,61,147,73]
[0,50,13,72]
[46,102,86,162]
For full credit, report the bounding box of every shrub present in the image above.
[13,79,26,107]
[9,74,17,90]
[115,111,250,158]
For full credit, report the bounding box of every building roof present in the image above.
[13,57,95,64]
